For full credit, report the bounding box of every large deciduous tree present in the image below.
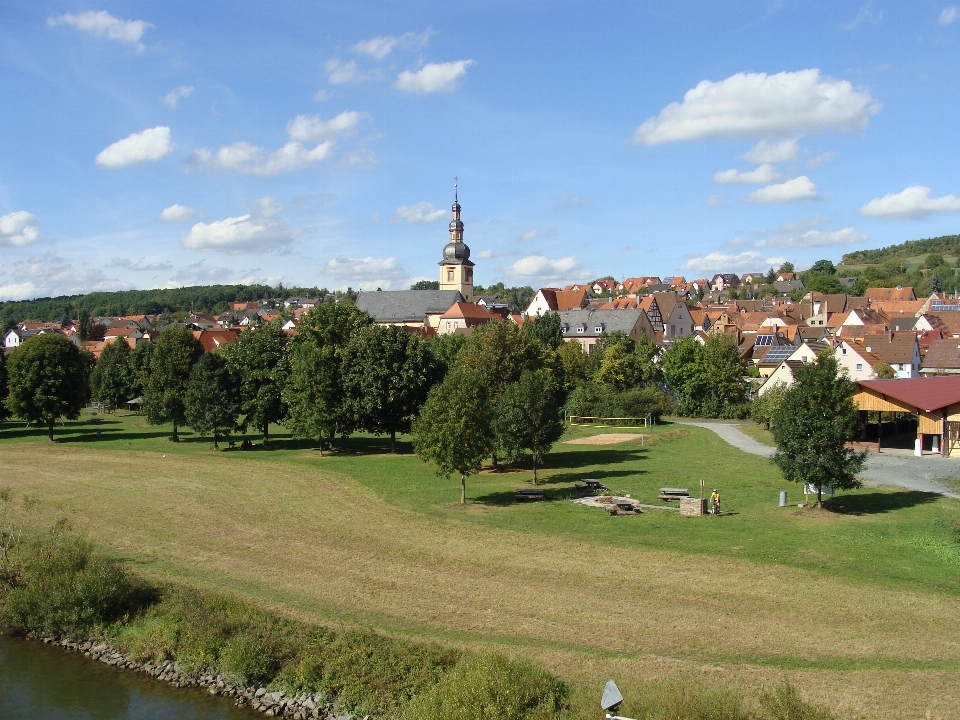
[144,326,203,442]
[5,334,90,440]
[663,335,744,417]
[412,369,492,504]
[220,323,289,447]
[185,353,241,449]
[343,325,440,452]
[492,370,564,484]
[0,351,8,422]
[283,302,371,453]
[772,351,866,507]
[90,338,135,408]
[522,311,564,350]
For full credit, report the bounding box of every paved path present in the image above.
[675,420,960,499]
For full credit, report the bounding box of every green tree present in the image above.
[184,353,241,449]
[492,370,564,484]
[700,333,746,416]
[592,333,660,390]
[127,342,153,399]
[412,370,492,504]
[871,361,897,380]
[219,323,289,447]
[90,338,135,408]
[804,275,845,295]
[556,341,588,391]
[662,337,706,416]
[777,261,795,274]
[750,382,789,430]
[283,302,372,453]
[343,325,441,452]
[772,351,866,507]
[427,333,467,376]
[5,334,90,440]
[0,351,8,422]
[806,259,836,276]
[522,311,563,350]
[410,280,440,290]
[926,253,946,269]
[144,327,203,442]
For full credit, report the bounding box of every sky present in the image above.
[2,1,960,300]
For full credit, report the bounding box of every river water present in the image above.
[0,634,259,719]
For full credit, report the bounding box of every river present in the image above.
[0,634,260,719]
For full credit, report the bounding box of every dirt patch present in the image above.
[564,433,647,445]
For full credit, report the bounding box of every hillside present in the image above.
[840,233,960,269]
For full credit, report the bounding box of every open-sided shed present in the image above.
[854,377,960,456]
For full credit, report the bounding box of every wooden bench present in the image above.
[515,488,546,502]
[658,487,690,502]
[604,500,641,516]
[578,479,609,493]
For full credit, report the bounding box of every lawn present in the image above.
[2,411,960,719]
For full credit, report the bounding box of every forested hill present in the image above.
[842,233,960,265]
[0,283,325,329]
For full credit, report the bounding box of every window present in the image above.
[856,363,863,370]
[577,326,584,333]
[594,326,603,333]
[446,322,450,329]
[447,269,454,282]
[841,347,847,355]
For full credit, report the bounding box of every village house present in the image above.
[556,308,656,354]
[525,287,589,316]
[865,286,916,302]
[438,302,498,335]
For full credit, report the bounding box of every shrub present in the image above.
[116,616,177,663]
[220,630,282,685]
[403,652,568,720]
[1,533,149,636]
[566,382,675,422]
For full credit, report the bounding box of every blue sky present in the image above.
[2,1,960,299]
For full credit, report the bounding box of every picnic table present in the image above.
[604,499,642,516]
[658,487,690,502]
[515,488,546,502]
[575,479,609,493]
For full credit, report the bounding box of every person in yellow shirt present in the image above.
[710,489,721,515]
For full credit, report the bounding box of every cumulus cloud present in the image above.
[47,10,152,51]
[96,126,172,168]
[0,254,127,301]
[396,60,474,93]
[393,201,446,224]
[859,186,960,219]
[520,229,540,242]
[843,2,883,29]
[742,138,799,163]
[352,30,432,59]
[475,249,494,259]
[189,140,333,175]
[634,69,880,145]
[680,250,787,274]
[940,7,959,25]
[159,204,199,222]
[807,151,837,168]
[253,197,283,217]
[285,111,369,142]
[503,255,583,285]
[324,59,378,85]
[322,256,410,290]
[713,164,781,184]
[0,211,41,247]
[314,89,333,102]
[161,85,194,109]
[109,257,174,272]
[745,176,818,203]
[180,214,299,251]
[756,225,868,249]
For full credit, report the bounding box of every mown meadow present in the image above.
[1,411,959,719]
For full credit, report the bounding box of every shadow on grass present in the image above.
[827,490,941,515]
[544,447,649,470]
[537,469,645,485]
[473,487,575,507]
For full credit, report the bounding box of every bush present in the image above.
[220,630,282,685]
[1,533,149,636]
[403,652,568,720]
[566,382,675,422]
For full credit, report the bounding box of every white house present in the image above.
[3,329,21,348]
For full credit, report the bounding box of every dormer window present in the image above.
[594,326,603,333]
[577,326,584,333]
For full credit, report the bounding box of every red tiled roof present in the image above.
[857,376,960,412]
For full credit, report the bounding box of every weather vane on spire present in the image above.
[454,175,458,202]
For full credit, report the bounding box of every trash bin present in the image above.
[779,491,787,507]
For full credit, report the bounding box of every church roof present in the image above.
[356,290,465,323]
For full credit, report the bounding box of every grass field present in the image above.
[2,412,960,718]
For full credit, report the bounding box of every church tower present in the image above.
[438,181,474,301]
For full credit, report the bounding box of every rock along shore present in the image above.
[32,632,369,720]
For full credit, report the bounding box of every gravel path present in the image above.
[675,420,960,499]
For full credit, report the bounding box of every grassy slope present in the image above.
[2,412,960,718]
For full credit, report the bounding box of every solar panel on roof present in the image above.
[931,301,959,311]
[755,334,774,346]
[762,347,795,364]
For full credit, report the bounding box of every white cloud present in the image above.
[180,214,299,251]
[859,186,960,219]
[0,254,128,301]
[745,176,818,203]
[713,164,781,184]
[475,249,494,259]
[704,195,722,207]
[396,60,474,93]
[109,257,173,272]
[634,69,880,145]
[314,89,333,102]
[253,197,283,217]
[285,111,369,142]
[170,260,270,286]
[96,126,172,168]
[341,147,378,167]
[520,229,540,242]
[393,201,446,224]
[324,59,377,85]
[322,256,410,290]
[680,250,786,274]
[940,7,959,25]
[742,138,799,163]
[843,3,883,29]
[161,85,194,109]
[189,140,333,175]
[756,226,868,249]
[503,255,583,285]
[352,30,432,59]
[47,10,152,51]
[556,194,591,209]
[159,204,199,222]
[807,151,837,168]
[0,211,41,247]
